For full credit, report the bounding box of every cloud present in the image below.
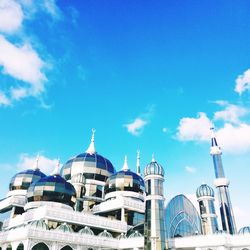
[216,123,250,154]
[177,112,212,141]
[124,118,148,136]
[162,127,168,133]
[17,153,58,174]
[0,0,23,34]
[185,166,196,173]
[124,105,155,136]
[214,102,248,124]
[0,0,61,107]
[0,91,11,106]
[233,205,250,229]
[0,35,47,94]
[235,69,250,95]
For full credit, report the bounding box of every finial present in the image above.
[152,153,156,162]
[122,155,129,171]
[33,154,40,170]
[136,150,141,175]
[201,181,206,185]
[52,158,61,176]
[86,128,96,155]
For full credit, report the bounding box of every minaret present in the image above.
[136,150,141,175]
[144,155,166,250]
[210,127,237,234]
[196,183,218,234]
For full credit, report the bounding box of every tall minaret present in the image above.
[144,155,166,250]
[136,150,141,175]
[210,127,237,234]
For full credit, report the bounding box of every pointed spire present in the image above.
[86,128,96,155]
[52,158,61,176]
[122,155,129,171]
[152,153,156,162]
[210,127,222,155]
[210,127,218,146]
[33,154,40,170]
[136,150,141,175]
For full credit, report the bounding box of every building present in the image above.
[0,129,250,250]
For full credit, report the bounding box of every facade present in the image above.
[0,129,250,250]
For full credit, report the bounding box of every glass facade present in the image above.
[165,194,202,238]
[62,153,115,181]
[104,170,145,195]
[9,169,46,191]
[27,174,76,208]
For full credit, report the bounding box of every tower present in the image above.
[144,155,166,250]
[210,128,237,234]
[196,183,218,234]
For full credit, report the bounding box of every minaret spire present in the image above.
[52,158,61,176]
[136,150,141,175]
[210,126,237,234]
[151,153,156,162]
[33,154,40,170]
[86,128,96,155]
[122,155,129,171]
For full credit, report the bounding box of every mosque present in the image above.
[0,128,249,250]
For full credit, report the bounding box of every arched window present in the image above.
[32,243,49,250]
[17,244,24,250]
[6,245,12,250]
[60,246,73,250]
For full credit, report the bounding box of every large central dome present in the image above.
[62,130,115,182]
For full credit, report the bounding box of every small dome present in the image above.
[98,230,113,238]
[55,223,73,233]
[196,184,214,198]
[117,233,127,239]
[238,226,250,234]
[27,173,76,208]
[144,156,164,177]
[128,230,143,238]
[29,219,48,230]
[9,169,46,191]
[104,156,145,195]
[79,226,94,236]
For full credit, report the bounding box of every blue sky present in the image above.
[0,0,250,228]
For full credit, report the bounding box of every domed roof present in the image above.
[9,157,46,191]
[196,183,214,198]
[79,226,94,235]
[144,155,164,177]
[55,223,73,233]
[238,226,250,234]
[98,230,113,238]
[29,219,48,230]
[27,161,76,208]
[61,130,115,182]
[128,230,143,238]
[104,156,145,195]
[117,233,127,239]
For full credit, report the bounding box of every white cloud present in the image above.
[214,103,248,124]
[162,127,168,133]
[216,123,250,154]
[177,112,212,141]
[185,166,196,173]
[0,35,46,93]
[17,153,58,174]
[0,0,23,34]
[124,118,148,136]
[235,69,250,95]
[0,91,11,106]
